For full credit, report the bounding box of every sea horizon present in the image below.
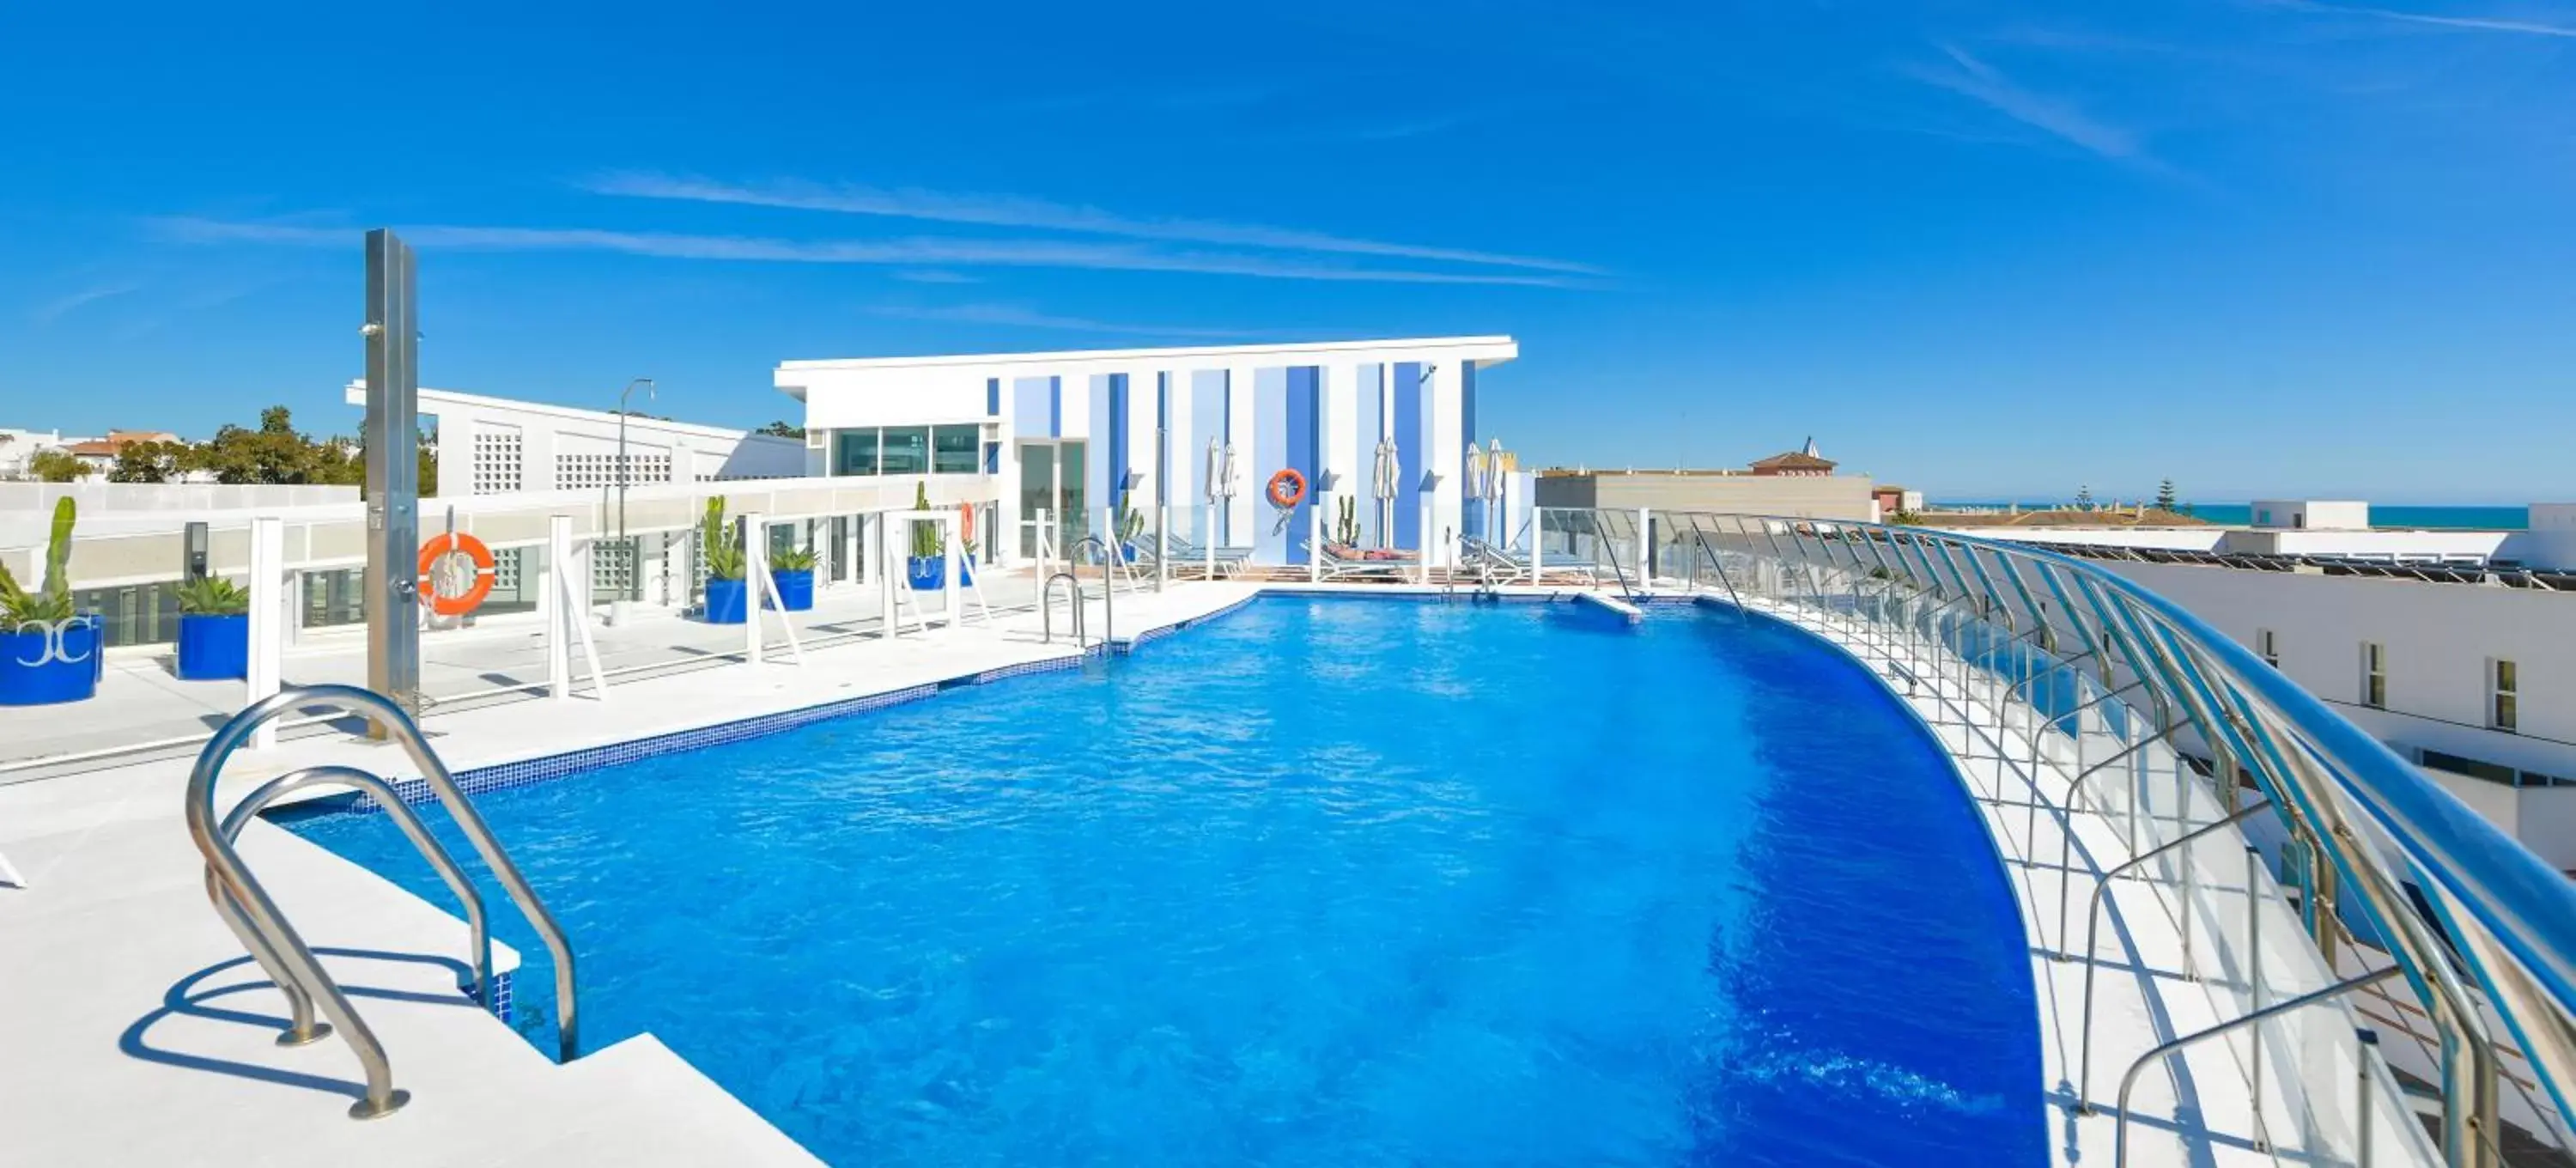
[1929,502,2532,531]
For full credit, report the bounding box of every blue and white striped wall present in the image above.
[776,338,1520,567]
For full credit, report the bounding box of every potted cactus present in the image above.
[175,575,252,680]
[767,546,816,611]
[1114,496,1145,564]
[1334,496,1360,548]
[0,498,102,706]
[698,496,749,624]
[903,483,971,590]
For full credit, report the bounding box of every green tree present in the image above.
[756,420,805,439]
[2074,484,2094,510]
[2154,478,2178,512]
[108,440,187,483]
[29,448,90,482]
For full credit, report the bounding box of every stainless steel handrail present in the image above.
[1637,508,2576,1167]
[1040,570,1086,647]
[186,684,582,1119]
[1070,535,1115,646]
[204,765,495,1050]
[2114,964,2407,1164]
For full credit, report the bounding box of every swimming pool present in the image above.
[287,596,2044,1165]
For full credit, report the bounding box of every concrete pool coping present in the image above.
[2,578,2287,1165]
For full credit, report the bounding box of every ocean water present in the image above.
[1938,502,2527,530]
[286,598,2044,1166]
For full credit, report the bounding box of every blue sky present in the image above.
[3,1,2573,502]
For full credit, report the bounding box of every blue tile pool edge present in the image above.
[344,593,1280,815]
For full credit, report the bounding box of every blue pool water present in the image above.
[287,598,2043,1165]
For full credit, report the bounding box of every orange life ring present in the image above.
[957,502,975,544]
[416,532,496,617]
[1267,468,1308,509]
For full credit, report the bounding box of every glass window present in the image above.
[880,426,929,476]
[2493,659,2518,733]
[833,429,878,477]
[933,425,980,474]
[2256,629,2278,668]
[2361,642,2385,709]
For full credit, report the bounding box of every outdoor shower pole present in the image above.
[615,377,654,611]
[361,228,422,734]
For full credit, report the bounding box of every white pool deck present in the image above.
[0,577,2311,1166]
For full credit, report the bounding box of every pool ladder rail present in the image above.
[1042,535,1118,650]
[185,684,581,1120]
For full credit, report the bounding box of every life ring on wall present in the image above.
[1267,468,1308,509]
[957,502,975,544]
[416,532,496,617]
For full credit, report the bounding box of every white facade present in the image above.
[338,384,806,498]
[2250,499,2369,530]
[2096,560,2576,867]
[775,337,1519,566]
[0,429,70,480]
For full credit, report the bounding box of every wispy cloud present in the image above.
[148,216,1594,288]
[1905,44,2150,164]
[2276,2,2576,38]
[892,269,980,284]
[33,283,141,325]
[581,173,1605,276]
[867,303,1252,339]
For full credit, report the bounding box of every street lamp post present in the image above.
[614,377,654,623]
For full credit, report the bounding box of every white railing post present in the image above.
[548,516,572,699]
[1203,502,1215,581]
[1418,501,1434,585]
[246,515,285,751]
[743,512,766,666]
[1636,507,1652,595]
[1531,509,1545,585]
[1309,501,1323,583]
[875,511,896,638]
[943,513,961,632]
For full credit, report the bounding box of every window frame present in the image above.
[2491,658,2519,733]
[2360,641,2386,709]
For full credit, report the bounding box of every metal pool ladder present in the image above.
[1041,570,1089,648]
[185,684,581,1120]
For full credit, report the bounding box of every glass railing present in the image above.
[1539,508,2576,1168]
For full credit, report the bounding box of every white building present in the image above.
[2251,499,2370,530]
[339,385,806,498]
[775,336,1519,566]
[0,429,70,480]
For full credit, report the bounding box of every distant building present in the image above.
[0,429,67,480]
[63,430,182,475]
[341,385,806,497]
[1535,437,1876,520]
[1872,485,1923,516]
[1748,437,1836,478]
[2251,499,2369,531]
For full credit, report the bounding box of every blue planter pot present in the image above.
[906,556,972,591]
[0,614,103,706]
[176,612,250,680]
[768,569,814,611]
[703,578,748,624]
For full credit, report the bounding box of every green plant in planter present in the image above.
[700,496,745,581]
[178,575,250,615]
[1114,496,1145,544]
[0,497,77,624]
[769,547,817,572]
[1334,496,1359,545]
[910,483,940,558]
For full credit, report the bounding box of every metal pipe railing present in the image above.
[1039,571,1086,647]
[1617,507,2576,1167]
[1070,535,1115,647]
[2115,965,2407,1165]
[186,684,582,1119]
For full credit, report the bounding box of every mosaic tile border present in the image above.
[345,587,1717,814]
[355,680,945,812]
[486,967,514,1023]
[1112,591,1263,654]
